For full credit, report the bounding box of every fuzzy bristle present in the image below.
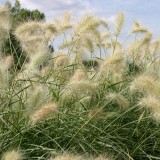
[50,154,81,160]
[106,92,129,109]
[69,69,87,83]
[95,155,112,160]
[130,74,160,97]
[30,102,58,125]
[114,12,125,36]
[54,54,69,68]
[0,6,11,38]
[131,21,148,33]
[88,108,103,119]
[2,149,23,160]
[138,95,160,122]
[4,55,14,69]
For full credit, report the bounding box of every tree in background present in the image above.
[3,0,45,69]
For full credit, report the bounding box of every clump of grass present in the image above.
[1,4,160,160]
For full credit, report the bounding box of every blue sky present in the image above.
[0,0,160,38]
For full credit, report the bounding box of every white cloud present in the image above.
[17,0,96,20]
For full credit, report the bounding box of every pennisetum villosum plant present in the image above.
[0,4,160,160]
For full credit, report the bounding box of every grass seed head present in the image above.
[50,154,81,160]
[106,92,129,109]
[130,74,160,96]
[152,111,160,123]
[27,49,49,69]
[114,12,125,36]
[138,95,160,122]
[2,149,24,160]
[3,55,14,69]
[95,155,113,160]
[14,21,44,40]
[26,86,48,110]
[97,53,123,81]
[131,21,148,33]
[61,80,98,104]
[54,54,69,68]
[0,6,11,34]
[69,68,87,83]
[30,102,58,125]
[88,108,103,119]
[138,95,160,111]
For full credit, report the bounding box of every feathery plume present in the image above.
[138,95,160,122]
[65,80,98,94]
[27,49,49,70]
[69,69,87,83]
[26,86,49,111]
[152,111,160,123]
[106,92,129,109]
[126,40,144,56]
[75,14,107,35]
[44,22,57,39]
[14,21,44,41]
[111,39,122,51]
[126,31,152,58]
[114,12,125,36]
[0,6,11,35]
[150,40,160,55]
[42,66,52,75]
[127,31,151,57]
[2,149,24,160]
[142,32,152,45]
[101,53,123,67]
[0,6,11,54]
[51,12,72,34]
[138,95,160,110]
[131,21,148,33]
[83,36,94,53]
[59,14,108,59]
[130,74,160,97]
[30,102,58,125]
[88,108,103,119]
[0,64,9,90]
[60,80,98,104]
[50,154,81,160]
[3,55,14,69]
[54,54,69,68]
[14,21,55,56]
[20,35,46,53]
[95,155,113,160]
[97,53,123,80]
